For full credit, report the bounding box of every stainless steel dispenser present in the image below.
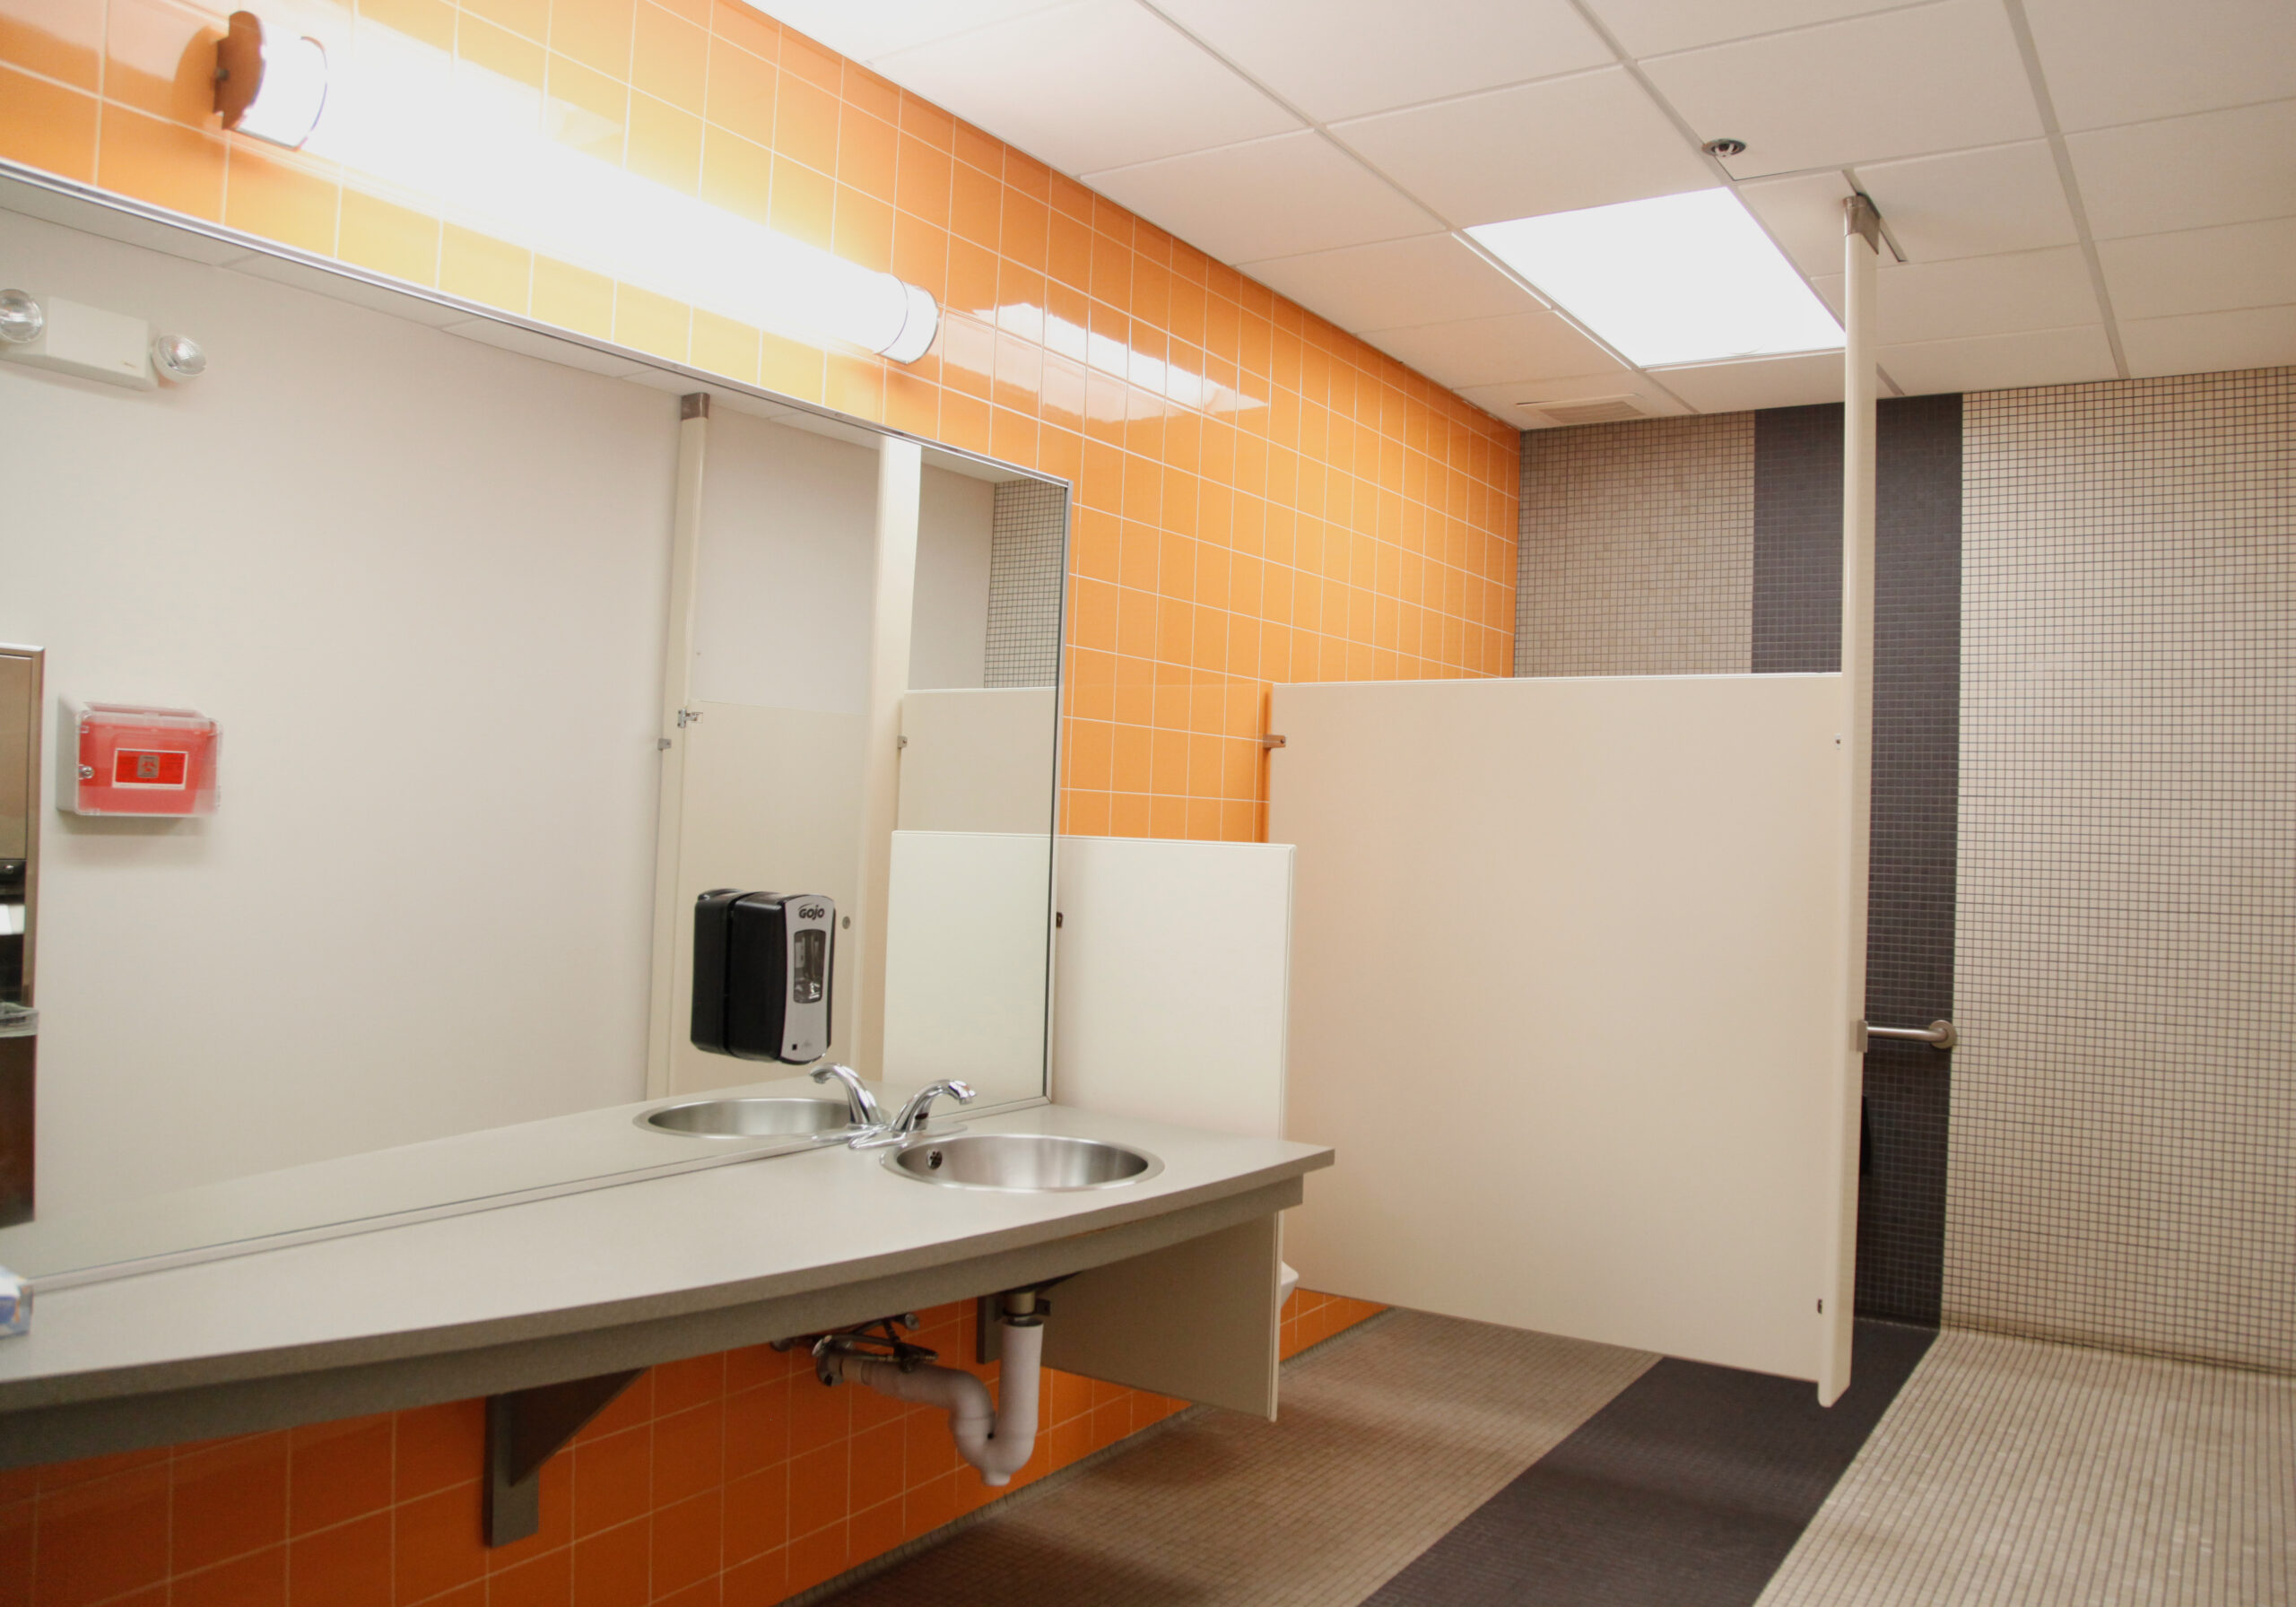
[690,890,835,1064]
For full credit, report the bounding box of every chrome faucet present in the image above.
[811,1064,883,1132]
[853,1080,978,1148]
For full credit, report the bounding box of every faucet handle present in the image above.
[857,1079,979,1146]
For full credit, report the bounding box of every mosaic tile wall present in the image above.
[1946,367,2296,1373]
[1751,398,1965,1328]
[1516,414,1752,677]
[1749,404,1843,676]
[983,477,1064,688]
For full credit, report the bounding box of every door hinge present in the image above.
[1817,1299,1825,1314]
[676,708,701,728]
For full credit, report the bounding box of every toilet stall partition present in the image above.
[1271,671,1857,1390]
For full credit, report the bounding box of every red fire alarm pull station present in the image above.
[66,702,220,816]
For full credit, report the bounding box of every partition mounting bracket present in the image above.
[483,1368,643,1546]
[1844,193,1883,253]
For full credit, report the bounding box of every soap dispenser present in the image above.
[691,890,835,1064]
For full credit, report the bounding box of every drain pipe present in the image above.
[821,1290,1043,1485]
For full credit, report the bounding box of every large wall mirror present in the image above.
[0,170,1066,1284]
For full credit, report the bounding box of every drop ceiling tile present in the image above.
[743,0,1065,65]
[872,0,1300,175]
[1240,233,1544,333]
[1581,0,1907,59]
[1358,309,1619,388]
[1331,68,1714,227]
[2069,100,2296,239]
[1457,374,1690,426]
[1085,133,1440,264]
[2021,0,2296,132]
[1735,169,1857,279]
[1151,0,1613,124]
[1642,0,2042,178]
[1876,325,2117,395]
[1655,351,1844,411]
[1810,247,2100,344]
[2119,305,2296,378]
[2099,218,2296,320]
[1854,141,2080,262]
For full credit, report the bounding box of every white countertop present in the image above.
[0,1103,1330,1415]
[0,1073,865,1285]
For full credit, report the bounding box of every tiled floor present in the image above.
[816,1309,1656,1606]
[1758,1329,2296,1606]
[808,1312,2296,1607]
[1368,1322,1932,1607]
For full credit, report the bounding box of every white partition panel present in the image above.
[880,831,1050,1103]
[1272,674,1853,1385]
[897,688,1057,834]
[1042,835,1294,1418]
[1052,837,1294,1138]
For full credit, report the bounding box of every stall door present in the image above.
[1272,673,1858,1394]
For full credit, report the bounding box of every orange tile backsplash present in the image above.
[0,1291,1382,1605]
[1,0,1497,1595]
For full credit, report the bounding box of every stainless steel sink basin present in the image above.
[639,1097,855,1138]
[884,1133,1161,1191]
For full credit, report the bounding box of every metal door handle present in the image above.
[0,1003,33,1039]
[1862,1019,1954,1051]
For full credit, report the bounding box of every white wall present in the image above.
[691,409,878,715]
[687,430,990,708]
[909,469,994,691]
[896,687,1057,834]
[0,213,677,1211]
[665,701,865,1095]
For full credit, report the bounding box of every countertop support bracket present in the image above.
[483,1368,642,1545]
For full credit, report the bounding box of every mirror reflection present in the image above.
[0,191,1065,1281]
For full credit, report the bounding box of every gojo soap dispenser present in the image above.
[691,890,835,1064]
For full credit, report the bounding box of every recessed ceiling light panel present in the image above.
[1470,188,1842,369]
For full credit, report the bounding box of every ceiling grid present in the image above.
[752,0,2296,423]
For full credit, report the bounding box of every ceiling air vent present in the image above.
[1518,395,1647,427]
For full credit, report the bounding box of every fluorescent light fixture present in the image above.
[1470,188,1841,369]
[300,18,936,363]
[214,11,329,150]
[976,302,1259,419]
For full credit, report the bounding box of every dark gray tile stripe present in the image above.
[1751,404,1844,676]
[1860,396,1961,1329]
[1752,399,1962,1327]
[1364,1322,1935,1607]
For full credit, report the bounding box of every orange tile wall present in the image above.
[1,1293,1388,1605]
[0,0,1509,1600]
